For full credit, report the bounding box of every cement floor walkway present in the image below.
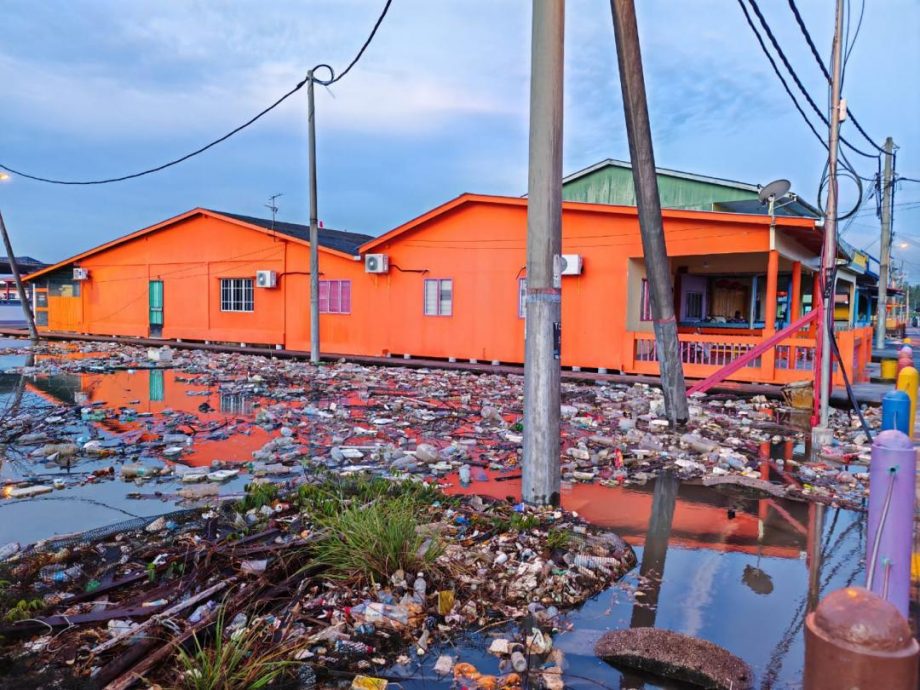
[0,326,890,408]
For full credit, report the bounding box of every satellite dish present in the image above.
[758,179,792,204]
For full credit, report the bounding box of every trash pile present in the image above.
[0,341,875,517]
[0,475,636,689]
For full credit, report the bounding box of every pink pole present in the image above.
[866,429,917,617]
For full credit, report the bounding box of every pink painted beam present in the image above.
[686,309,819,395]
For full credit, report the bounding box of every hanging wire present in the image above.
[0,0,393,186]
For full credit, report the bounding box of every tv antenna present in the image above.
[265,193,283,229]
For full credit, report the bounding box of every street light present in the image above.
[0,173,9,182]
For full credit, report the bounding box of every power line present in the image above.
[744,0,878,159]
[0,0,393,186]
[785,0,883,153]
[735,0,827,150]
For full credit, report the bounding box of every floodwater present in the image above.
[0,342,868,689]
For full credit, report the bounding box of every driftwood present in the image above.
[595,627,754,690]
[701,473,789,498]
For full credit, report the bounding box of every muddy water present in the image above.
[0,343,867,688]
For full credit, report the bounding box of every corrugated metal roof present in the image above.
[712,199,821,219]
[211,211,372,255]
[562,158,761,193]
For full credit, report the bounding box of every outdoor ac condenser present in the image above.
[256,270,278,288]
[560,254,583,276]
[73,267,90,281]
[364,254,389,274]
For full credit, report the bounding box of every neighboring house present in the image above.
[0,255,47,325]
[24,191,874,386]
[561,158,821,217]
[23,209,371,352]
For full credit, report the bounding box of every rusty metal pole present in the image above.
[804,587,919,689]
[0,209,38,343]
[522,0,564,506]
[610,0,688,426]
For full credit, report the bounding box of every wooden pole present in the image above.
[0,209,38,343]
[610,0,688,425]
[522,0,564,506]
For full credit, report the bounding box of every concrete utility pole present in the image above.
[875,137,896,349]
[610,0,688,425]
[817,0,845,430]
[522,0,564,506]
[307,71,321,364]
[0,210,38,343]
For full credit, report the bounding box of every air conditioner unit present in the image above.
[256,270,277,288]
[73,267,90,281]
[560,254,583,276]
[365,254,389,274]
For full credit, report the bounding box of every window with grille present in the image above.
[220,278,254,312]
[424,279,453,316]
[319,280,352,314]
[686,291,704,320]
[640,279,653,321]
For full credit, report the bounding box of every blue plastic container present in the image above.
[881,390,911,435]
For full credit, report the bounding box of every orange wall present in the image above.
[362,200,770,368]
[43,215,361,349]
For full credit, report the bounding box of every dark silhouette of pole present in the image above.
[523,0,564,506]
[0,210,38,343]
[610,0,688,425]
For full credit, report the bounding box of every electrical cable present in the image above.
[745,0,879,159]
[786,0,883,154]
[736,0,828,150]
[0,0,393,186]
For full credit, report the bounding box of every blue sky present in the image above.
[0,1,917,274]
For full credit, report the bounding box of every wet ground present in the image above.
[0,340,869,688]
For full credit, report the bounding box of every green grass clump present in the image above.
[3,599,43,624]
[312,495,442,584]
[546,527,571,551]
[172,606,294,690]
[239,482,279,511]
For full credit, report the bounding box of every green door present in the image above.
[149,280,164,337]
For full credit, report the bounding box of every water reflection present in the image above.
[445,471,865,688]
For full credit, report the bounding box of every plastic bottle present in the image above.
[510,648,528,673]
[39,564,83,583]
[413,573,427,603]
[458,464,471,484]
[363,602,409,626]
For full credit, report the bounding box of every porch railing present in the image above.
[624,325,873,386]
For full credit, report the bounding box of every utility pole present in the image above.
[610,0,688,425]
[875,137,895,349]
[307,71,320,364]
[0,210,38,343]
[817,0,845,431]
[522,0,564,506]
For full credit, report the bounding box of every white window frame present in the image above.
[424,278,453,316]
[220,278,254,313]
[518,277,527,319]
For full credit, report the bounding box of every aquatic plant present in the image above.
[312,494,443,584]
[171,606,295,690]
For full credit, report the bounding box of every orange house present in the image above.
[25,197,873,385]
[24,209,371,353]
